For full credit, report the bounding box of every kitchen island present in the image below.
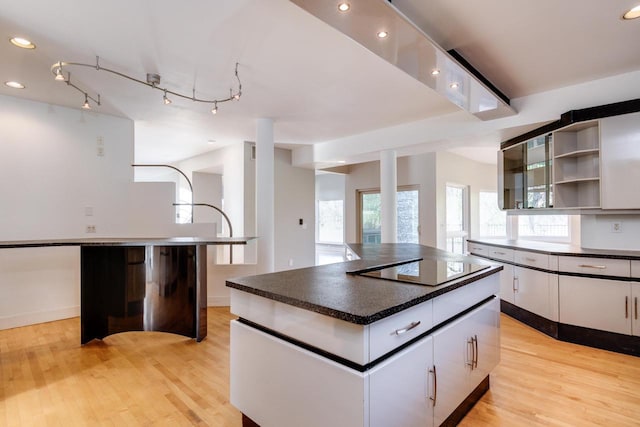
[227,243,503,427]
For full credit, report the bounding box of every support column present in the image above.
[380,150,397,244]
[256,118,275,273]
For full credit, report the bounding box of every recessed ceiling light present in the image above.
[623,5,640,19]
[207,139,216,145]
[377,30,388,38]
[449,82,459,89]
[5,81,25,89]
[10,37,35,49]
[431,69,440,76]
[338,2,350,12]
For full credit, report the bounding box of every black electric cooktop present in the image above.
[357,258,489,286]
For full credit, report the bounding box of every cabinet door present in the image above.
[432,298,499,426]
[559,276,632,335]
[600,112,640,209]
[632,283,640,337]
[469,298,501,386]
[498,263,515,304]
[369,337,433,427]
[514,267,557,321]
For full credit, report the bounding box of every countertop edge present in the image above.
[467,238,640,260]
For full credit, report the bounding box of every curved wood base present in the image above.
[81,245,207,344]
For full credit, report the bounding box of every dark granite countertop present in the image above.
[226,243,502,325]
[467,238,640,260]
[0,237,255,249]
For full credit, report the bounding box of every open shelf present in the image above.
[554,148,600,159]
[552,120,600,208]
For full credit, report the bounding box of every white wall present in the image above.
[581,215,640,251]
[274,148,316,271]
[0,94,135,239]
[0,94,191,329]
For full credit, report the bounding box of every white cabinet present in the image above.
[559,276,632,335]
[498,263,515,304]
[514,266,558,321]
[432,298,500,426]
[633,284,640,338]
[600,111,640,209]
[369,337,433,427]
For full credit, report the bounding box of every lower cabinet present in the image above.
[369,337,434,427]
[498,263,515,304]
[559,276,633,335]
[633,283,640,337]
[432,297,500,426]
[513,266,558,321]
[231,297,500,427]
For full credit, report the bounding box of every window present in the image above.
[517,215,570,241]
[446,184,468,254]
[357,187,419,244]
[479,191,507,237]
[317,200,344,244]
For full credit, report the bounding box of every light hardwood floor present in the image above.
[1,308,640,426]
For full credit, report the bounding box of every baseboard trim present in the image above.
[501,301,640,357]
[0,305,79,330]
[208,296,230,307]
[500,300,558,338]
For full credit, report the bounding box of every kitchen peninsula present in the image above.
[227,243,503,427]
[0,237,253,343]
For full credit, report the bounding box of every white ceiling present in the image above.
[1,0,639,166]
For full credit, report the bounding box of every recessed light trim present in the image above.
[5,81,25,89]
[623,5,640,19]
[377,30,388,38]
[449,82,459,89]
[431,69,440,76]
[10,37,35,49]
[338,2,350,12]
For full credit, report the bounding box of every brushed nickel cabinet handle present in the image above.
[429,366,437,407]
[635,297,638,320]
[494,251,506,255]
[466,338,474,368]
[579,264,606,269]
[525,257,537,262]
[513,277,519,292]
[625,296,629,319]
[391,320,421,336]
[473,335,479,369]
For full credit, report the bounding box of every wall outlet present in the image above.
[611,221,622,233]
[97,136,104,157]
[86,225,96,233]
[84,206,93,216]
[288,258,294,267]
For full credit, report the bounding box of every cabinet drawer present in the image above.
[515,250,549,270]
[369,300,433,361]
[487,247,514,262]
[559,256,630,277]
[632,261,640,278]
[468,243,488,257]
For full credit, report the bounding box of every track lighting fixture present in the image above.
[50,56,242,114]
[163,89,172,105]
[82,94,91,110]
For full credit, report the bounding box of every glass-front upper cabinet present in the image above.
[499,134,553,210]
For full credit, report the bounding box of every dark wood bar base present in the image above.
[239,376,490,427]
[501,300,640,357]
[81,244,207,344]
